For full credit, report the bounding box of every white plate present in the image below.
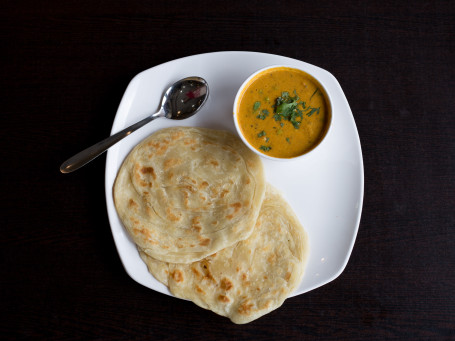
[105,51,364,298]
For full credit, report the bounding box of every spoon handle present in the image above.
[60,115,157,173]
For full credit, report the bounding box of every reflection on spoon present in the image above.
[60,76,209,174]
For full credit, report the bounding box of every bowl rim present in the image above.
[233,64,333,161]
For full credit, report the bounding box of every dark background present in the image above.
[2,0,454,340]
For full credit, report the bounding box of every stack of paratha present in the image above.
[113,126,309,323]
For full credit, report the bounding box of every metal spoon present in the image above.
[60,76,209,173]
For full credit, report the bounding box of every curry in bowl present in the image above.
[234,66,332,159]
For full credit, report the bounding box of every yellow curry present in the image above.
[235,67,331,158]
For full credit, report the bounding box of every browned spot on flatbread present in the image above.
[201,260,216,282]
[171,270,184,283]
[241,273,251,286]
[230,202,242,213]
[164,158,182,170]
[166,207,181,222]
[171,130,184,140]
[218,295,230,303]
[220,277,233,291]
[191,266,201,278]
[210,160,219,167]
[285,272,291,281]
[191,216,202,232]
[140,166,156,180]
[199,237,210,246]
[262,300,272,309]
[238,300,254,315]
[267,254,276,264]
[184,137,196,145]
[220,189,229,198]
[128,199,138,208]
[199,181,209,189]
[130,217,140,226]
[132,228,156,244]
[195,285,205,294]
[182,176,197,184]
[147,139,169,155]
[182,184,196,193]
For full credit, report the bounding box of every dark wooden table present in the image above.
[2,1,454,340]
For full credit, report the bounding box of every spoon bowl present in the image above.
[60,76,209,173]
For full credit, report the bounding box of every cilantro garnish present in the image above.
[256,109,269,120]
[305,107,320,117]
[257,130,266,137]
[259,145,271,152]
[273,90,320,129]
[310,88,319,101]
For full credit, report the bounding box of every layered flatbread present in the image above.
[114,127,266,263]
[140,185,309,324]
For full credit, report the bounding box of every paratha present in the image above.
[139,184,309,324]
[114,126,266,263]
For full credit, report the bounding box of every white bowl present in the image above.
[233,65,333,161]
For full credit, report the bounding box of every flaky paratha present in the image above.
[139,184,309,324]
[114,126,266,263]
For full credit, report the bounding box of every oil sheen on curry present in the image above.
[236,67,331,158]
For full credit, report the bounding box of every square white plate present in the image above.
[105,51,364,297]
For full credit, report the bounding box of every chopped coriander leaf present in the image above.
[253,101,261,111]
[273,90,305,129]
[286,137,291,143]
[272,90,320,129]
[256,109,269,120]
[305,107,320,117]
[310,88,319,101]
[265,137,269,142]
[291,120,301,129]
[259,145,272,152]
[257,130,266,137]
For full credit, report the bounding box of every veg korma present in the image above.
[235,67,331,158]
